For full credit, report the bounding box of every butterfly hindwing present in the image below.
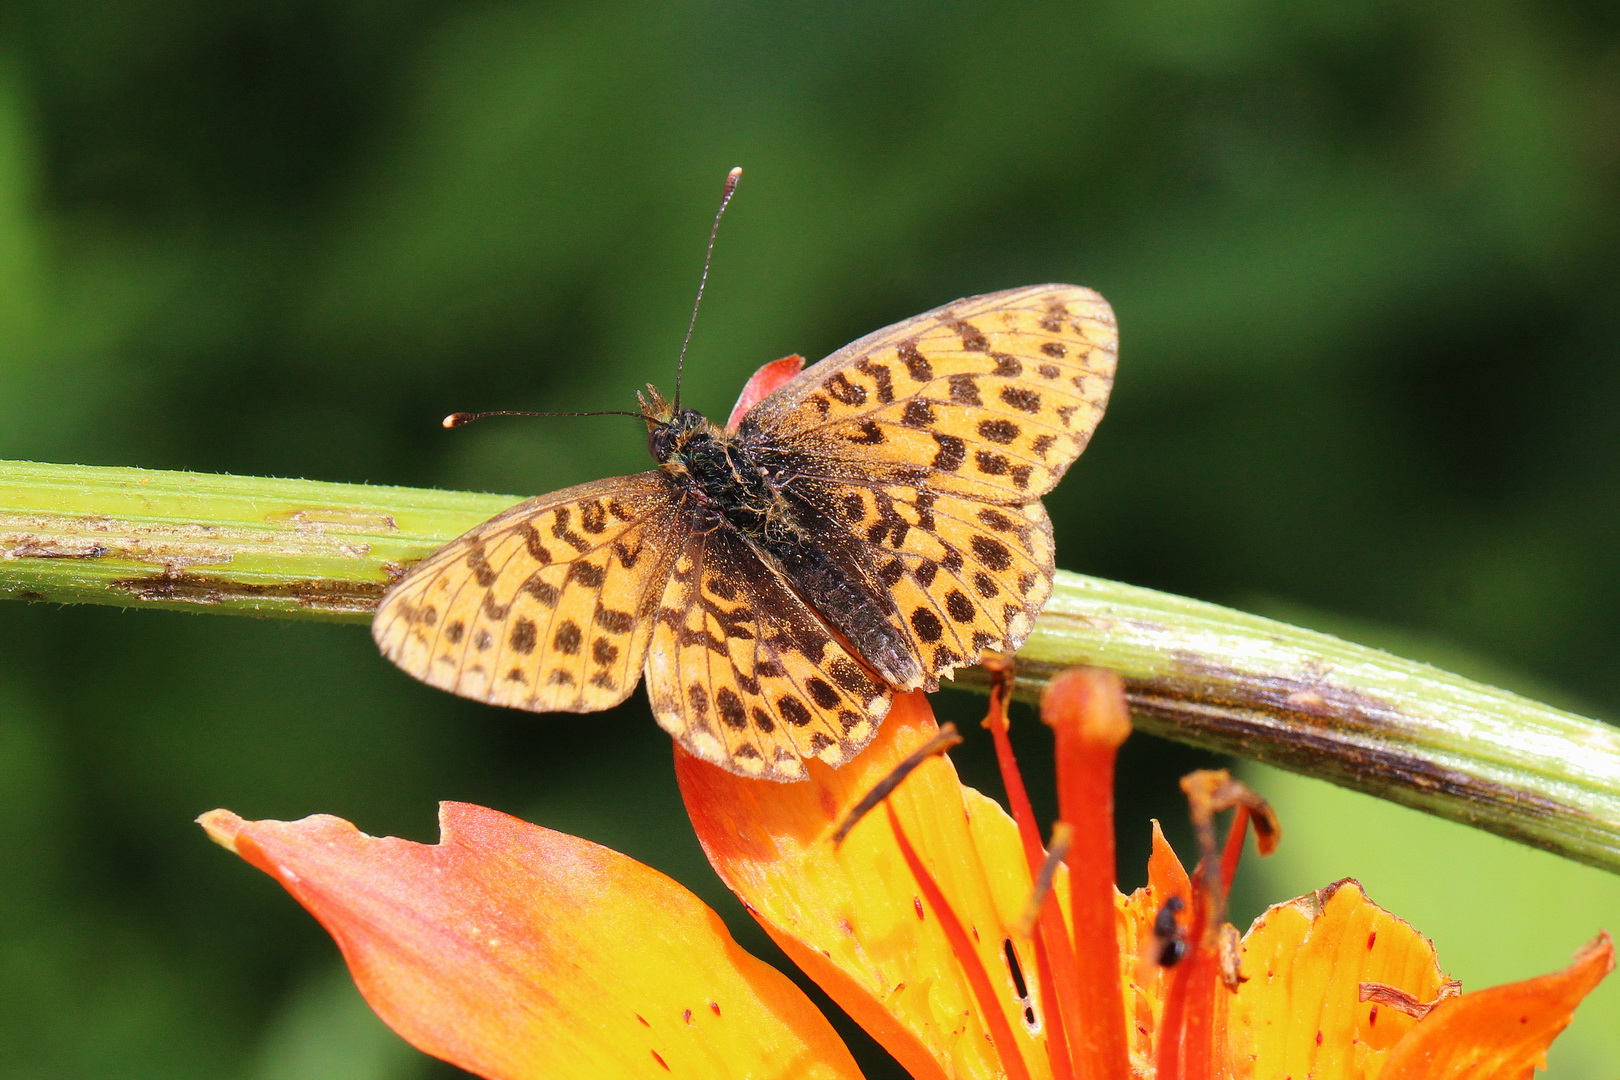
[781,479,1056,689]
[645,527,890,780]
[372,473,682,712]
[741,284,1117,504]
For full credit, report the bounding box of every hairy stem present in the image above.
[5,458,1619,872]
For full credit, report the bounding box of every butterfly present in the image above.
[373,284,1117,780]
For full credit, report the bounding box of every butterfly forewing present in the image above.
[742,284,1116,505]
[645,528,890,781]
[373,473,682,711]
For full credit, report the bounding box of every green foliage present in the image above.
[0,1,1616,1076]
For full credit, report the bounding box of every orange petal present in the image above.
[1379,932,1614,1080]
[726,354,805,430]
[676,690,1052,1080]
[1118,821,1192,1061]
[1227,879,1447,1079]
[199,804,860,1080]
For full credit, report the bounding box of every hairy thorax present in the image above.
[647,409,790,536]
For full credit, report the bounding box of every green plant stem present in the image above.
[5,458,1619,873]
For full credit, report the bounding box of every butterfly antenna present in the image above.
[443,409,655,429]
[673,166,743,412]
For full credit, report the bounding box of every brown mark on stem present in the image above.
[3,537,113,559]
[108,570,387,614]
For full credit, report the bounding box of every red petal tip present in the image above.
[725,355,805,431]
[198,809,246,853]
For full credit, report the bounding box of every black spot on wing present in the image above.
[551,508,591,552]
[948,374,981,406]
[855,358,895,404]
[580,501,607,534]
[952,320,989,351]
[911,607,944,643]
[901,400,936,428]
[594,603,633,632]
[524,578,560,607]
[845,419,885,445]
[971,535,1013,571]
[1000,386,1040,413]
[509,618,537,654]
[778,696,813,727]
[899,341,933,382]
[467,544,497,587]
[826,372,867,405]
[805,678,840,709]
[979,419,1019,444]
[717,687,748,730]
[932,433,966,471]
[569,562,607,588]
[519,523,552,564]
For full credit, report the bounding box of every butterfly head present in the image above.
[638,385,716,472]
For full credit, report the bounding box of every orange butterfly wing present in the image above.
[733,284,1114,686]
[643,527,890,780]
[743,283,1116,503]
[372,473,681,711]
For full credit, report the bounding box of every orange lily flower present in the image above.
[201,668,1612,1079]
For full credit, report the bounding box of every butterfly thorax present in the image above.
[646,404,789,537]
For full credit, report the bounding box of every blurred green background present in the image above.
[1,1,1618,1076]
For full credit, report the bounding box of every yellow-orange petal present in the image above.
[1227,879,1447,1079]
[676,690,1053,1080]
[199,804,861,1080]
[1378,932,1614,1080]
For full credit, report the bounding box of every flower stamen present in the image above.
[831,723,962,846]
[984,660,1082,1080]
[1019,822,1074,938]
[886,802,1036,1080]
[1043,667,1132,1080]
[1159,770,1278,1079]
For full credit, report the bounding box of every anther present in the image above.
[832,723,962,846]
[1018,821,1073,937]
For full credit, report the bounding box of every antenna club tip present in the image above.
[723,166,742,193]
[442,413,467,429]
